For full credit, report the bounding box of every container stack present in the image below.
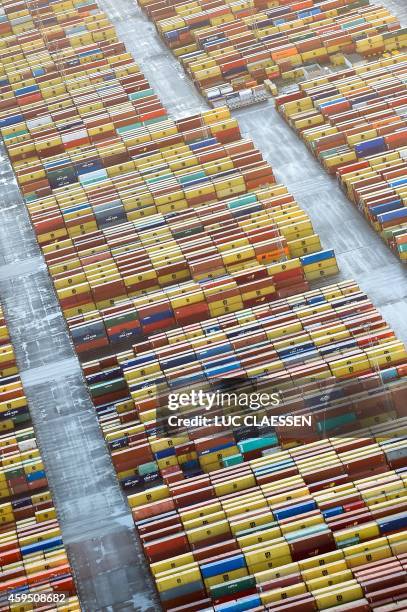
[136,0,405,104]
[81,278,407,482]
[276,53,407,261]
[0,304,79,609]
[130,425,407,610]
[55,189,336,356]
[0,0,406,610]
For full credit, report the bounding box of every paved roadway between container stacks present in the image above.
[0,0,406,610]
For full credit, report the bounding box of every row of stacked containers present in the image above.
[137,0,406,103]
[0,304,79,610]
[0,0,406,609]
[275,55,407,261]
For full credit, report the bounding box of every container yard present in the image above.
[0,0,406,610]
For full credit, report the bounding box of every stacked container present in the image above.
[276,52,407,261]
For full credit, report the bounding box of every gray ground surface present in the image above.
[0,0,406,610]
